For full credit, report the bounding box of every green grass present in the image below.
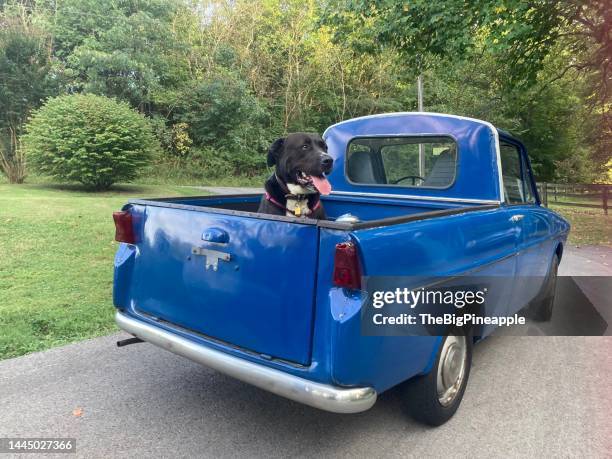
[549,205,611,247]
[0,181,205,360]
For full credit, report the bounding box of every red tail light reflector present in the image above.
[333,242,361,289]
[113,211,137,244]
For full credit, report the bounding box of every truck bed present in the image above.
[128,193,495,229]
[114,193,496,367]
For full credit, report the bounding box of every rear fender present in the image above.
[113,243,137,308]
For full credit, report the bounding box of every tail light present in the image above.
[113,211,137,244]
[333,242,361,289]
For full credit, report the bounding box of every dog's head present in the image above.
[267,133,334,195]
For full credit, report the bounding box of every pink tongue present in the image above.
[310,175,332,195]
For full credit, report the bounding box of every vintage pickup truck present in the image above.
[113,113,569,425]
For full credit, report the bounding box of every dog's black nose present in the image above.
[321,154,333,172]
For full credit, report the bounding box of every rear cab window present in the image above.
[346,136,458,189]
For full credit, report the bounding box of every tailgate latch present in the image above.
[191,247,231,271]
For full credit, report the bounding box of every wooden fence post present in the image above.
[603,185,609,216]
[542,182,548,206]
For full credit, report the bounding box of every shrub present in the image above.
[23,94,158,190]
[187,147,268,179]
[0,127,26,184]
[172,74,271,151]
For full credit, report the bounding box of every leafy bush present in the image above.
[155,73,272,180]
[23,94,158,190]
[188,147,234,178]
[195,146,267,177]
[173,75,260,148]
[0,8,59,184]
[172,74,271,150]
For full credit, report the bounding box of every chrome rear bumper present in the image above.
[115,312,377,413]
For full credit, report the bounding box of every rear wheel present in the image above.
[528,255,559,322]
[401,326,473,426]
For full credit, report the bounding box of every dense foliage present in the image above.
[23,94,157,190]
[0,0,610,186]
[324,0,611,180]
[0,4,58,182]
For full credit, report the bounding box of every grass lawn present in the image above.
[549,205,611,247]
[0,181,205,360]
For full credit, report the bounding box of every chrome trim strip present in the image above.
[491,124,505,202]
[115,312,377,414]
[330,190,501,205]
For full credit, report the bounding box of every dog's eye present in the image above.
[301,144,309,150]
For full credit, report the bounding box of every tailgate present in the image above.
[128,205,319,365]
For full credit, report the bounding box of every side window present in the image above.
[520,153,536,203]
[500,143,536,204]
[346,137,457,188]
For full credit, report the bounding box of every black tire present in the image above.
[528,255,559,322]
[401,326,473,426]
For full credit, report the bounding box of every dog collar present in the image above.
[264,192,321,217]
[274,174,291,194]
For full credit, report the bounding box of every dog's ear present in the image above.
[267,138,285,167]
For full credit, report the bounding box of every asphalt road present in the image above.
[1,247,611,458]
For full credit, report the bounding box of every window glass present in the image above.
[346,137,457,188]
[500,142,536,204]
[520,153,535,203]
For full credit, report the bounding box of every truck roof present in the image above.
[324,112,522,142]
[323,112,506,204]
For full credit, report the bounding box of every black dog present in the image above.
[258,133,333,219]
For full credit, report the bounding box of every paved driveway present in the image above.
[1,332,610,458]
[1,246,610,458]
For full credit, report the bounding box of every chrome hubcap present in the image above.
[436,334,467,406]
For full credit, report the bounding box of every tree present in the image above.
[0,3,58,183]
[44,0,189,113]
[23,94,158,190]
[324,1,583,86]
[323,0,611,180]
[1,0,607,184]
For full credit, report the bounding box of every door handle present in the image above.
[202,227,229,244]
[198,227,231,270]
[510,214,524,223]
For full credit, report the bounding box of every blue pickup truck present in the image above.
[113,113,569,425]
